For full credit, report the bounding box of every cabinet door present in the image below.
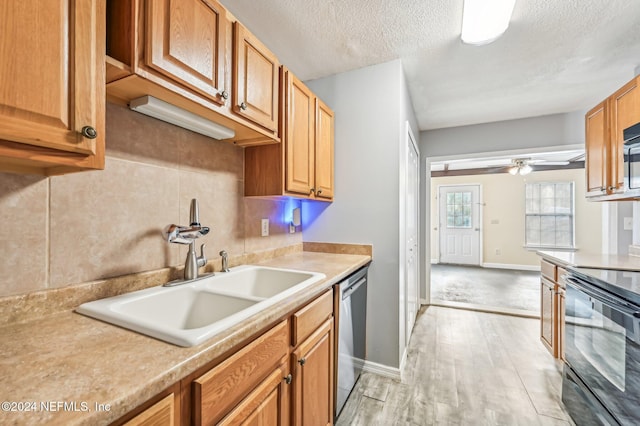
[145,0,227,106]
[285,71,315,196]
[233,22,279,132]
[557,286,566,362]
[218,364,290,426]
[585,101,608,197]
[0,0,102,156]
[540,277,556,357]
[314,99,334,200]
[292,319,334,426]
[611,77,640,192]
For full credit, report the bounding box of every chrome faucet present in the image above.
[163,199,210,285]
[219,250,230,272]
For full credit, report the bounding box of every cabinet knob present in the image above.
[608,186,616,191]
[219,90,229,100]
[316,189,323,195]
[284,374,292,384]
[309,188,315,195]
[601,187,606,192]
[239,102,248,110]
[298,358,306,366]
[81,126,97,139]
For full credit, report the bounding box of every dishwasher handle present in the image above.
[342,277,366,300]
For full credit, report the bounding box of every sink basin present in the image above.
[76,265,325,347]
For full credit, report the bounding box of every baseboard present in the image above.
[430,258,438,264]
[362,360,402,380]
[420,298,429,305]
[399,347,408,376]
[481,262,540,272]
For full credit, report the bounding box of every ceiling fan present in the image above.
[508,157,572,175]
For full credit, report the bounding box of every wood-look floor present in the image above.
[337,306,574,425]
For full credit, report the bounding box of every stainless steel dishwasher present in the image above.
[335,264,369,418]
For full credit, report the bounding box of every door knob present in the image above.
[81,126,97,139]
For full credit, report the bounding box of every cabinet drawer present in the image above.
[193,320,289,425]
[541,259,557,281]
[292,290,333,347]
[123,393,175,426]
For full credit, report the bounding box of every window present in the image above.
[525,182,574,248]
[446,191,472,228]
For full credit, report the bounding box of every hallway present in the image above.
[337,306,572,425]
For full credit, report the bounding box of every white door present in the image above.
[438,185,481,265]
[405,126,420,341]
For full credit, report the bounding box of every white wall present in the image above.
[420,112,585,158]
[303,59,418,369]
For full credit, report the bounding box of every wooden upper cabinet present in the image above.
[285,72,315,196]
[0,0,105,175]
[244,68,335,202]
[585,101,608,197]
[145,0,227,106]
[315,99,335,200]
[611,77,640,192]
[233,22,279,133]
[584,75,640,199]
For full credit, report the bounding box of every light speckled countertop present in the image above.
[537,250,640,271]
[0,251,371,425]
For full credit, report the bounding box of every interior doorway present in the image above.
[437,184,481,265]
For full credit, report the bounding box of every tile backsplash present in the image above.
[0,103,301,297]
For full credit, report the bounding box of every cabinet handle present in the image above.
[284,374,292,385]
[81,126,98,139]
[309,188,315,195]
[601,187,606,191]
[219,90,229,100]
[316,189,323,195]
[239,102,248,110]
[298,358,306,366]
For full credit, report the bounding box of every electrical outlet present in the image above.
[624,217,633,231]
[495,248,501,255]
[261,219,269,236]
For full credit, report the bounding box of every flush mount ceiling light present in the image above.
[509,159,532,175]
[461,0,516,45]
[129,95,235,140]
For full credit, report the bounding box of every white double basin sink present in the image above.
[76,265,326,347]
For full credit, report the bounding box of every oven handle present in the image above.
[564,275,640,318]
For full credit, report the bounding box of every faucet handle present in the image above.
[197,243,207,268]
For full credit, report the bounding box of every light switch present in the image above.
[624,217,633,231]
[261,218,269,236]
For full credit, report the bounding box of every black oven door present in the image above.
[564,276,640,424]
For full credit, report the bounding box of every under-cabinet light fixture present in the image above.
[129,96,235,140]
[461,0,516,45]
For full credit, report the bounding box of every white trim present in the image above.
[427,144,584,164]
[481,262,541,271]
[430,258,439,264]
[362,360,402,380]
[399,347,408,380]
[420,298,429,305]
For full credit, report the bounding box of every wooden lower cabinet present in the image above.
[557,285,566,362]
[218,363,290,426]
[292,319,334,426]
[116,289,336,425]
[540,276,556,356]
[539,259,566,360]
[112,384,181,426]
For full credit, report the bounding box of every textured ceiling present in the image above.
[220,0,640,130]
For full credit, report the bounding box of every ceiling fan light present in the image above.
[461,0,516,46]
[509,166,519,175]
[520,164,533,175]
